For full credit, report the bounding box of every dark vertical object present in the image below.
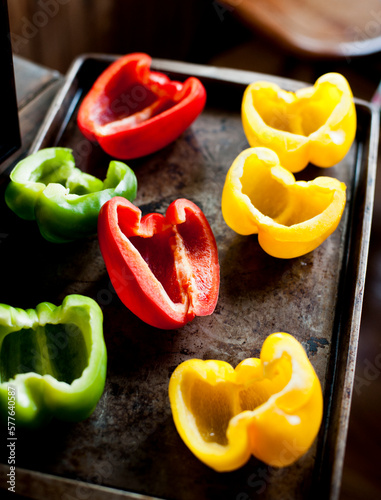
[0,0,21,164]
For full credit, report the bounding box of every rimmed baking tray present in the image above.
[0,54,379,500]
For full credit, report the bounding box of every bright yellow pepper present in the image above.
[221,147,346,259]
[169,332,323,471]
[241,72,357,172]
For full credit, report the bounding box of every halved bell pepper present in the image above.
[77,52,207,159]
[5,147,137,243]
[169,332,323,470]
[221,147,346,259]
[242,72,357,172]
[0,294,107,428]
[97,197,220,329]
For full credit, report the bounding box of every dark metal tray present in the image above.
[0,54,379,500]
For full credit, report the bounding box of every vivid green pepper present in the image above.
[0,294,107,428]
[5,147,138,243]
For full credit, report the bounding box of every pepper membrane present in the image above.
[169,332,323,470]
[97,197,220,329]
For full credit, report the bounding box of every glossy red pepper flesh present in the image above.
[97,197,220,329]
[77,53,206,159]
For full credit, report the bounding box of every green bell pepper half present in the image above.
[0,294,107,428]
[4,147,138,243]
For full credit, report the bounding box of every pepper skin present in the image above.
[97,197,220,329]
[169,332,323,471]
[221,147,346,259]
[0,295,107,428]
[77,52,206,159]
[5,147,137,243]
[242,72,357,172]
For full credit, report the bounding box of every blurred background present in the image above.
[7,1,381,498]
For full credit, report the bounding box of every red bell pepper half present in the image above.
[97,197,220,329]
[77,53,207,159]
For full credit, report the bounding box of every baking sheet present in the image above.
[0,54,379,500]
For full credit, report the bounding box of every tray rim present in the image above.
[313,102,379,499]
[3,52,380,500]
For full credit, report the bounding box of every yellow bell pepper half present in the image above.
[169,332,323,471]
[221,147,346,259]
[241,72,357,172]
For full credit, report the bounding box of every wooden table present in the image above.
[219,0,381,58]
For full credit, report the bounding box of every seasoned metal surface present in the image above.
[0,55,378,500]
